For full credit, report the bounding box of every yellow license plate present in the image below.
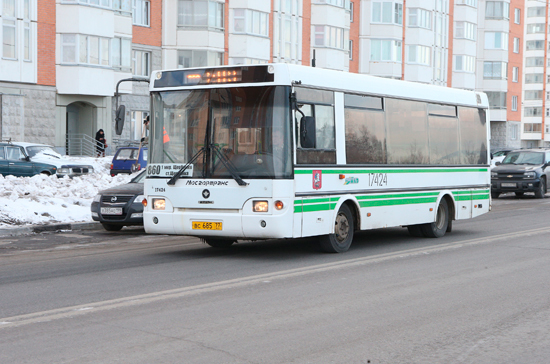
[192,221,223,230]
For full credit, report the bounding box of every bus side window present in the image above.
[295,87,336,164]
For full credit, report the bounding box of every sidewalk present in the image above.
[0,222,103,238]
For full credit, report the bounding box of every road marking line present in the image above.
[2,227,550,329]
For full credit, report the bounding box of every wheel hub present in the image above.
[335,213,350,242]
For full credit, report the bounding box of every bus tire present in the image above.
[319,204,354,253]
[407,225,424,237]
[421,199,449,238]
[204,238,235,249]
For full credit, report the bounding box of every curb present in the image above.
[0,222,103,238]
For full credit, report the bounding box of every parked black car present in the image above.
[491,148,550,199]
[91,170,145,231]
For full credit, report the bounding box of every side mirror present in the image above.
[495,161,501,166]
[115,105,126,135]
[300,116,316,149]
[25,156,30,162]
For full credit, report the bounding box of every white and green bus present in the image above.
[142,64,490,253]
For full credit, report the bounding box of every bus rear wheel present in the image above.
[204,238,235,249]
[421,199,449,238]
[319,204,354,253]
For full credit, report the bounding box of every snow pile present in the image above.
[0,157,134,228]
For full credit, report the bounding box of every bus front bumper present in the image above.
[143,209,294,240]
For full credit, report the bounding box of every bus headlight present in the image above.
[253,200,269,212]
[153,198,166,210]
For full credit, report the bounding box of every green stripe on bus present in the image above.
[356,192,439,200]
[359,197,437,208]
[294,168,487,174]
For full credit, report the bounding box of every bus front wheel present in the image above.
[421,199,449,238]
[319,204,354,253]
[204,238,235,249]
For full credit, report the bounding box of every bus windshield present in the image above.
[150,86,292,180]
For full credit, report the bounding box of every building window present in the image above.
[113,0,132,14]
[485,32,508,50]
[68,0,112,8]
[510,123,518,140]
[230,58,268,65]
[350,1,354,21]
[23,0,31,61]
[524,109,543,118]
[132,50,150,77]
[514,8,520,24]
[525,73,544,84]
[409,8,431,29]
[372,2,403,25]
[314,0,348,8]
[371,39,402,62]
[524,90,543,100]
[133,0,150,26]
[512,66,518,82]
[314,25,349,50]
[483,61,507,79]
[2,0,17,59]
[112,37,132,70]
[526,57,544,67]
[131,111,149,141]
[61,34,110,66]
[178,0,224,30]
[273,0,301,63]
[527,7,545,18]
[455,21,476,40]
[526,40,544,50]
[511,96,518,112]
[407,45,431,65]
[456,0,477,7]
[485,1,509,19]
[178,50,223,68]
[524,123,542,132]
[349,40,353,60]
[233,9,269,37]
[527,23,545,34]
[486,92,506,110]
[454,55,475,72]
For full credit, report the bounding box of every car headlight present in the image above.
[93,195,101,202]
[524,172,536,179]
[133,195,145,204]
[59,168,70,174]
[491,172,497,179]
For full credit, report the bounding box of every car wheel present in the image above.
[535,178,546,199]
[319,204,355,253]
[203,238,235,249]
[102,223,123,231]
[421,199,449,238]
[491,191,500,199]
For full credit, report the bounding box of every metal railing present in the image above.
[66,134,102,156]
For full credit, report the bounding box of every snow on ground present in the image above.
[0,156,135,228]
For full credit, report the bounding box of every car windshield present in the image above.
[131,170,146,183]
[493,150,508,157]
[115,149,139,160]
[150,86,292,180]
[27,146,61,158]
[502,151,544,165]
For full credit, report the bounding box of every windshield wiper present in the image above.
[167,147,205,185]
[210,144,248,186]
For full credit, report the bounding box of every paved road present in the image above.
[1,194,550,363]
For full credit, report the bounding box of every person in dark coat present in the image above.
[95,129,106,157]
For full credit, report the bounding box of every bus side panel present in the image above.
[454,191,472,220]
[471,188,490,218]
[299,196,336,238]
[357,196,437,230]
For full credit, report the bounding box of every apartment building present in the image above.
[0,0,537,153]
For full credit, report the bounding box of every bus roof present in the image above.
[150,63,488,109]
